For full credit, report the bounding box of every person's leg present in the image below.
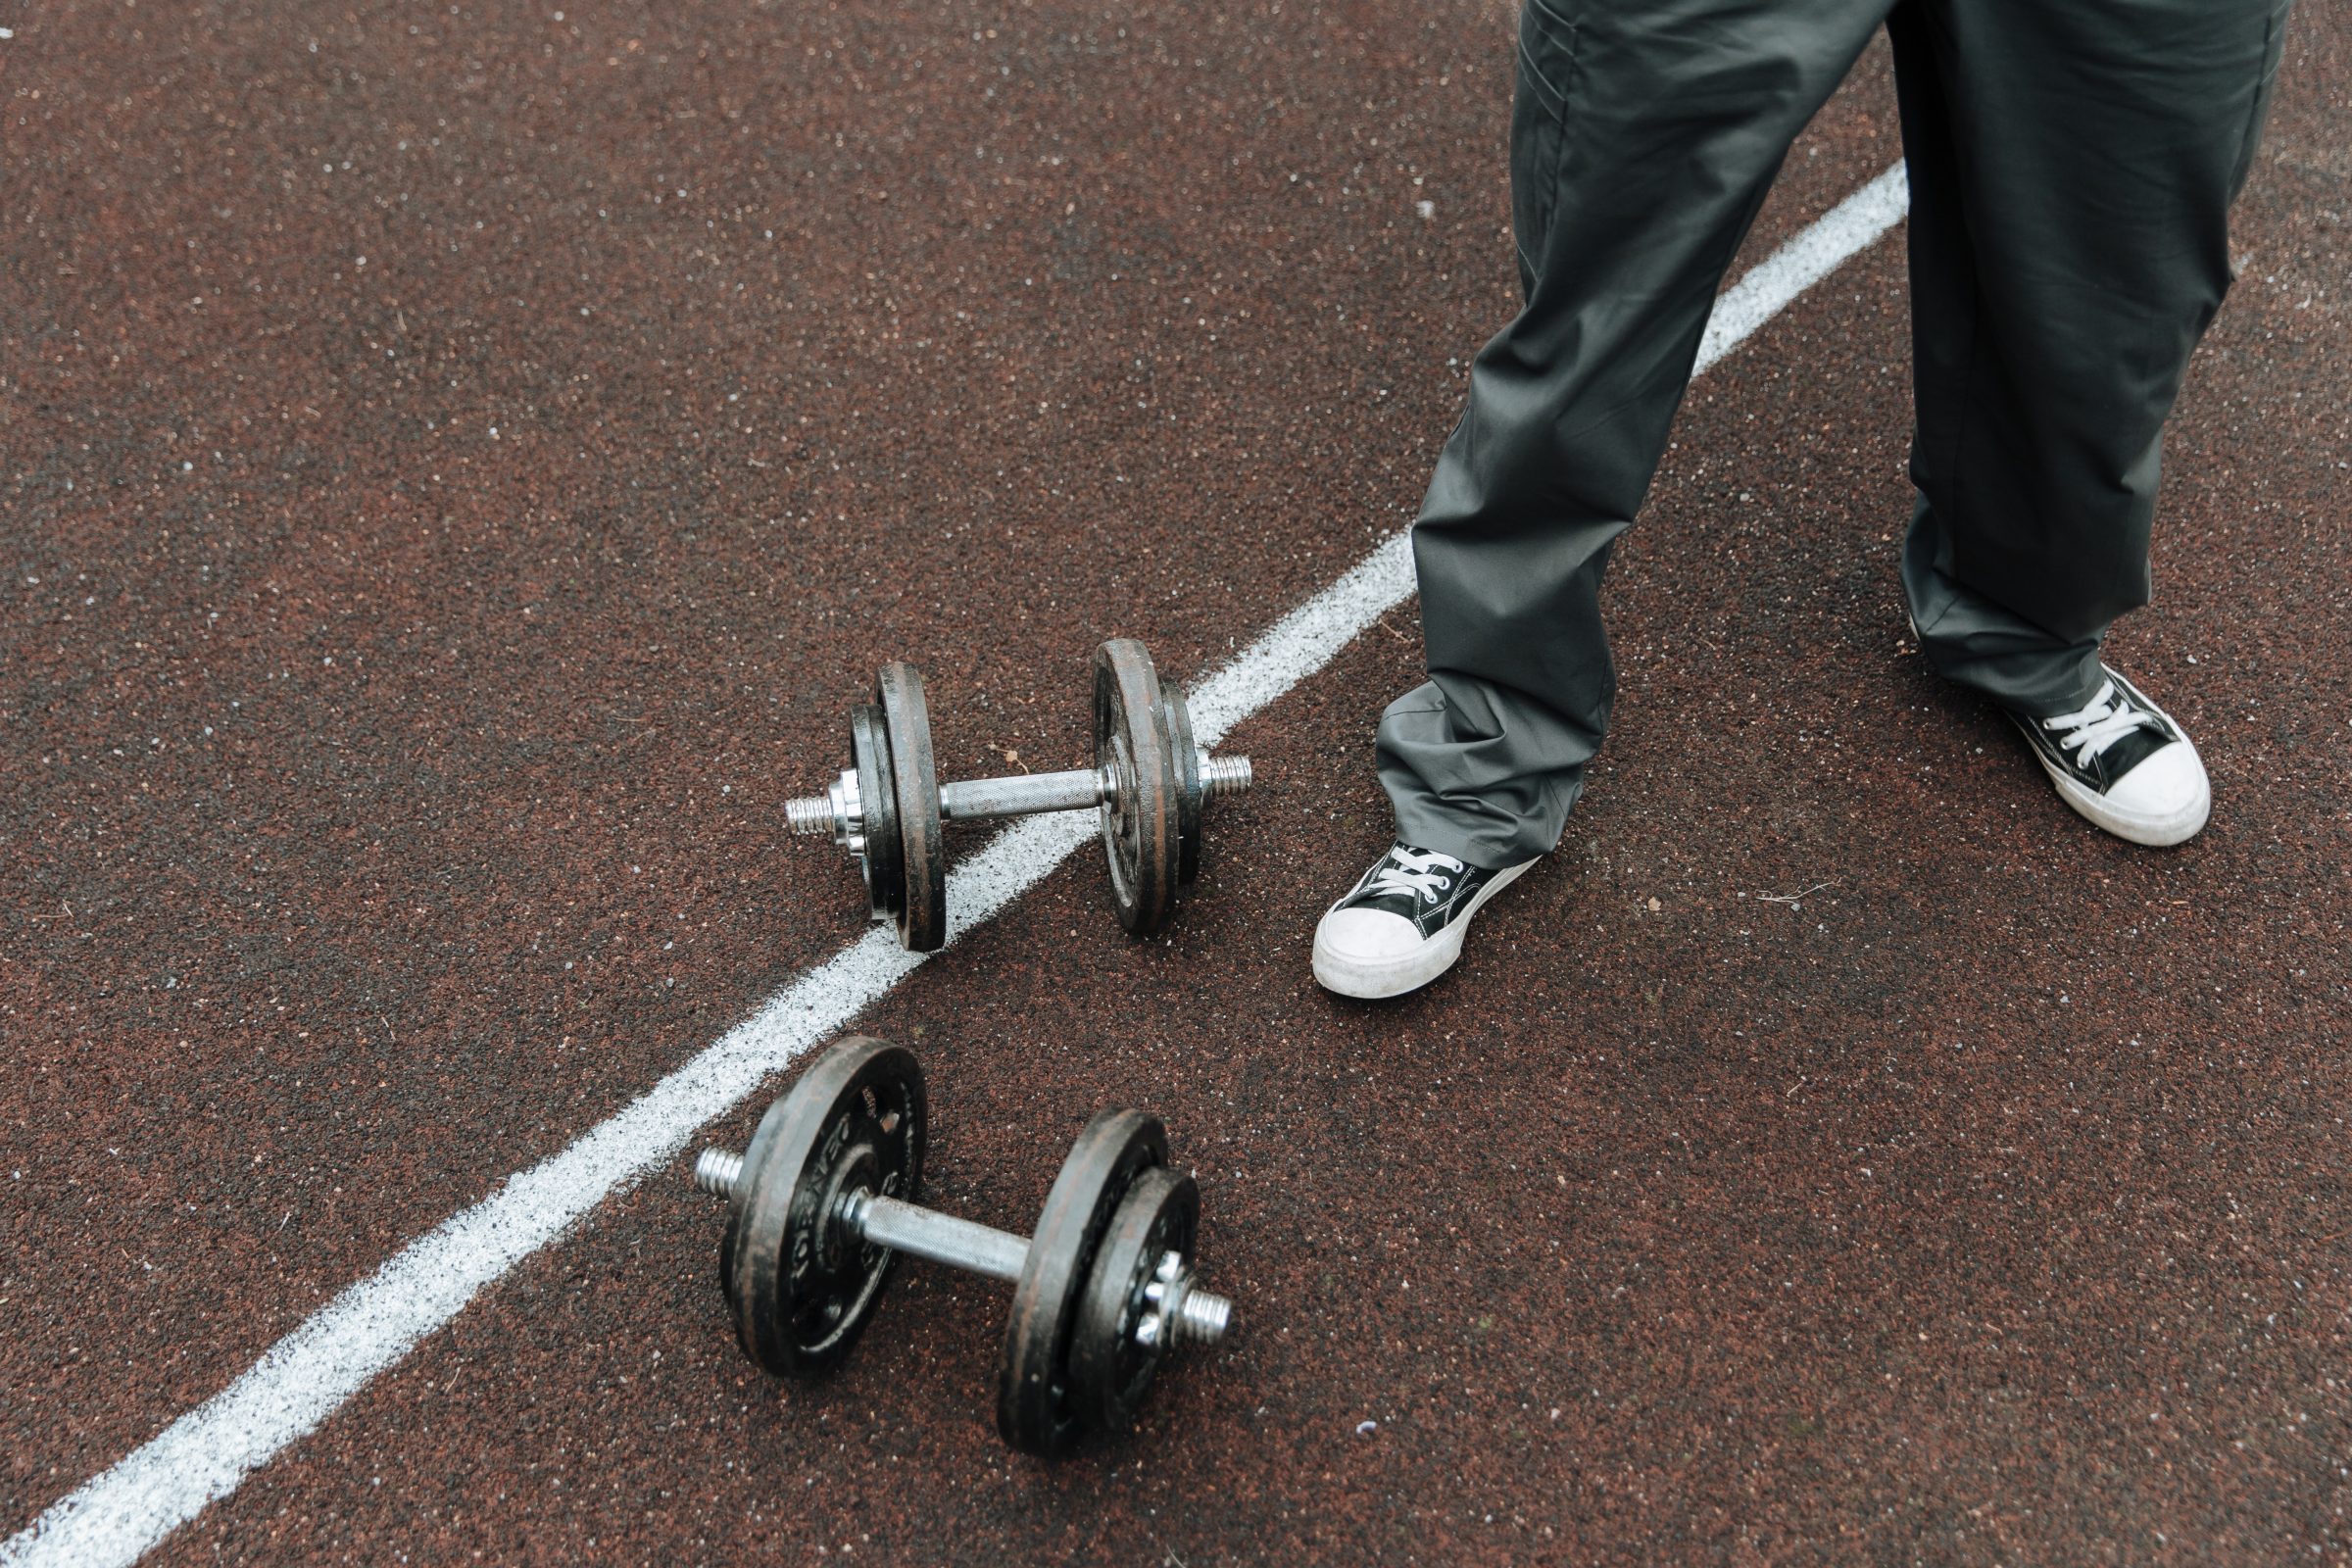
[1892,0,2291,712]
[1375,0,1892,871]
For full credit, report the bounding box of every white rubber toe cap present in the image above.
[1312,903,1446,1000]
[2039,736,2210,847]
[1313,907,1425,963]
[2098,740,2211,845]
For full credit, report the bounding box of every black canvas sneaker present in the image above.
[1311,843,1536,999]
[2005,664,2209,846]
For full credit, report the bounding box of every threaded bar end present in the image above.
[693,1147,744,1200]
[1198,755,1252,798]
[1173,1288,1233,1346]
[784,796,834,836]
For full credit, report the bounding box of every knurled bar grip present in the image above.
[847,1192,1030,1283]
[925,757,1254,826]
[790,757,1252,837]
[938,767,1107,821]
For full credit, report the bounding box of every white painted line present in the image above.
[1694,162,1909,375]
[2,163,1908,1568]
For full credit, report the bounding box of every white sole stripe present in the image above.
[0,163,1909,1568]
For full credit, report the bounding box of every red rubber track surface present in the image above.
[3,1,2346,1562]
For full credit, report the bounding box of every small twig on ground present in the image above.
[1754,881,1835,906]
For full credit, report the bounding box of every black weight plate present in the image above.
[1092,640,1181,935]
[724,1035,926,1377]
[1070,1165,1200,1435]
[876,662,947,953]
[1159,679,1204,891]
[850,704,904,924]
[997,1108,1167,1454]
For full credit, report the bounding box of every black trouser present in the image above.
[1377,0,2290,868]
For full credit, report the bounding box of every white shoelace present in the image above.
[2042,678,2159,763]
[1363,847,1466,906]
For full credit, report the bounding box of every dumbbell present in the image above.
[689,1034,1234,1455]
[783,639,1253,951]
